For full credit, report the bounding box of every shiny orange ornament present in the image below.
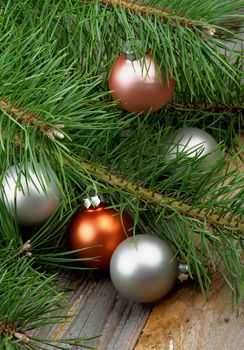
[69,203,133,269]
[108,53,175,113]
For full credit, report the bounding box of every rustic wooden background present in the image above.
[33,270,152,349]
[33,269,243,350]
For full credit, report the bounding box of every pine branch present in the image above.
[0,257,94,349]
[102,0,244,35]
[0,321,30,344]
[0,99,45,128]
[166,102,244,113]
[82,161,244,232]
[2,96,242,129]
[102,0,201,27]
[0,99,65,140]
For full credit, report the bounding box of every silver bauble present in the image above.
[0,162,61,226]
[164,127,222,169]
[110,234,178,303]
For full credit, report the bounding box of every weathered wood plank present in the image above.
[33,270,151,349]
[135,277,243,350]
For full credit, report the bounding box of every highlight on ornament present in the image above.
[69,195,133,269]
[108,40,175,113]
[0,162,61,226]
[164,127,222,170]
[110,234,185,303]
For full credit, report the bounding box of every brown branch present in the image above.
[0,321,30,343]
[0,98,65,139]
[166,102,244,113]
[102,0,203,28]
[0,99,48,130]
[82,162,244,232]
[1,97,242,126]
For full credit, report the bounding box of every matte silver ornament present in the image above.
[164,127,222,169]
[0,162,60,226]
[110,234,178,303]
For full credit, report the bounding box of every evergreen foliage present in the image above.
[0,0,243,348]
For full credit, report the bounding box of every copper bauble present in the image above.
[69,203,133,269]
[108,54,175,113]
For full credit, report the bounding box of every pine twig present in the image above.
[0,99,65,139]
[82,162,244,232]
[0,99,48,129]
[102,0,207,28]
[1,97,242,128]
[166,102,244,113]
[0,321,30,343]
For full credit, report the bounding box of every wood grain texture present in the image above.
[135,277,243,350]
[32,270,151,349]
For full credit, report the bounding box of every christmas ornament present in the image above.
[0,162,60,226]
[164,127,222,169]
[108,51,175,113]
[69,197,133,269]
[110,234,178,303]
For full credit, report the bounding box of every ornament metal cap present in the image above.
[122,39,145,61]
[178,262,189,282]
[83,194,101,209]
